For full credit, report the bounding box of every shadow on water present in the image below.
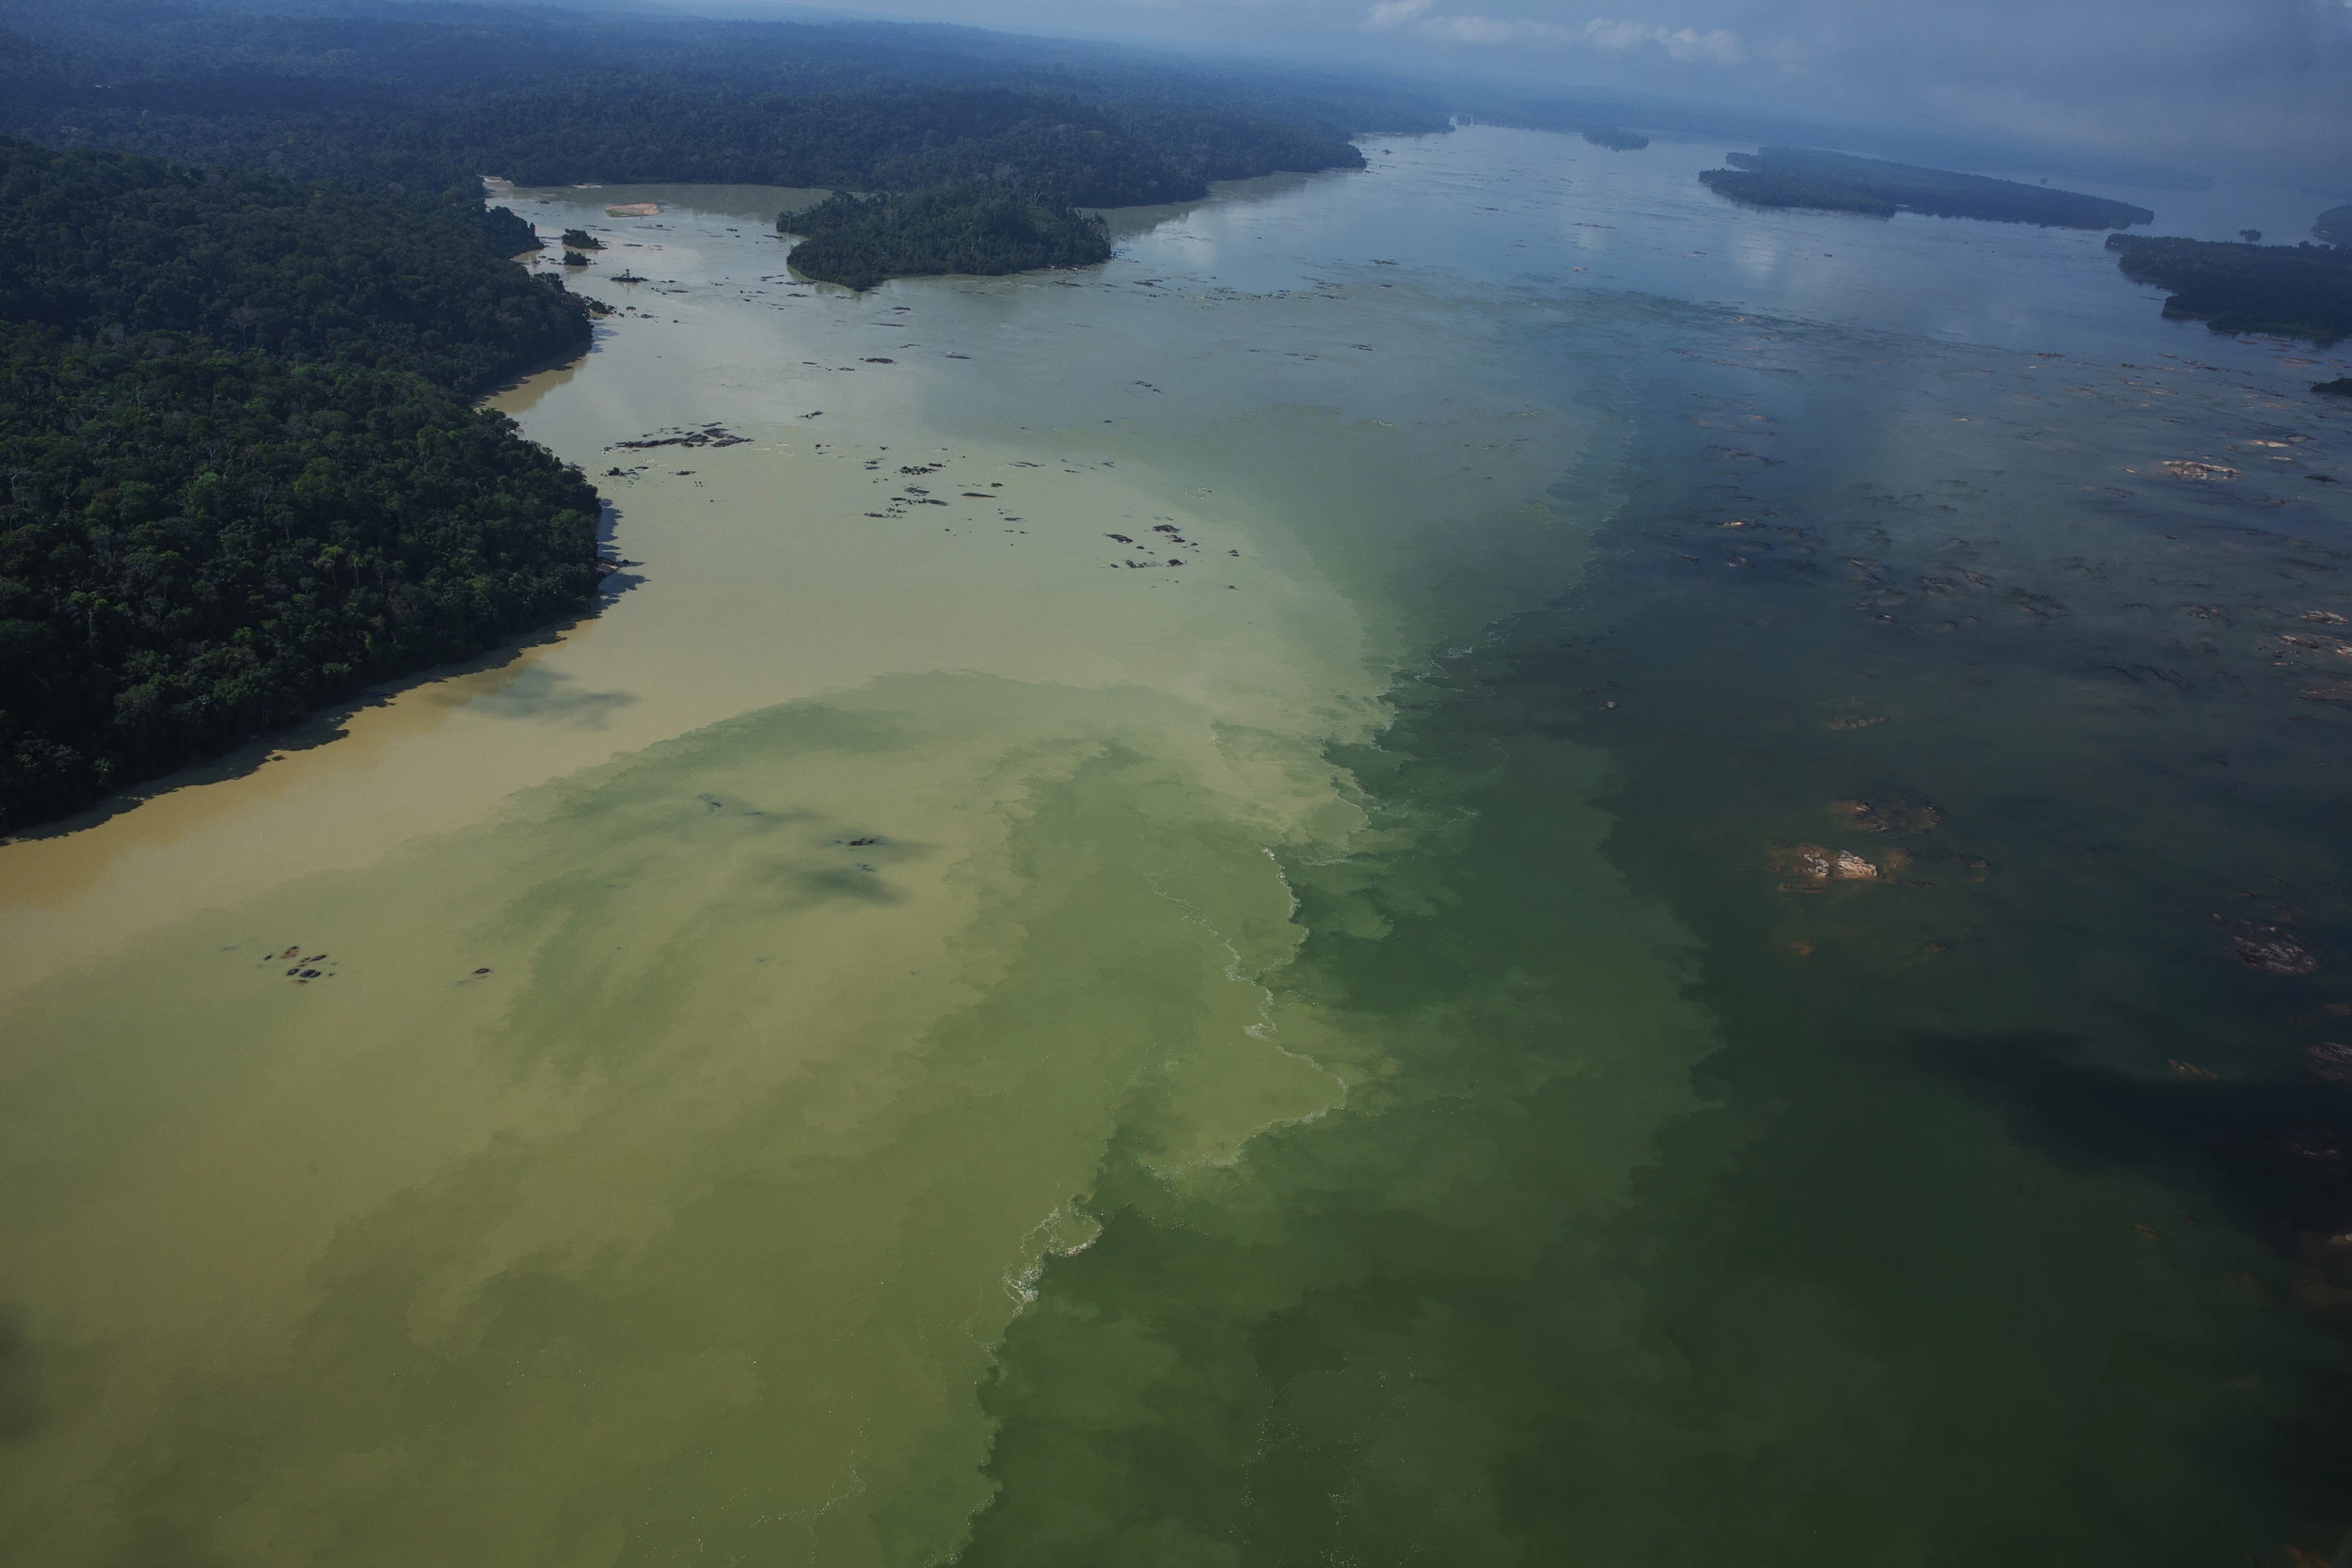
[0,1308,38,1443]
[1918,1030,2352,1568]
[1923,1032,2352,1254]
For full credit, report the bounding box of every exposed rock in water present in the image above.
[610,426,749,451]
[1771,843,1887,883]
[2227,926,2319,975]
[2307,1042,2352,1083]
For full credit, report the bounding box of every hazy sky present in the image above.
[740,0,2352,183]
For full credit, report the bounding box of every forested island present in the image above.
[0,139,603,832]
[2106,235,2352,346]
[1582,129,1649,151]
[2315,206,2352,246]
[780,183,1112,290]
[1699,147,2154,229]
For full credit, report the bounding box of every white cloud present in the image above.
[1423,12,1576,40]
[1582,17,1746,61]
[1362,4,1743,60]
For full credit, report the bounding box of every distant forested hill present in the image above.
[0,1,1440,208]
[780,182,1111,290]
[422,84,1358,207]
[1700,147,2153,230]
[0,139,602,831]
[11,79,1371,210]
[2106,234,2352,346]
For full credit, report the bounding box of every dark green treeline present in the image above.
[0,1,1419,212]
[0,139,602,832]
[1700,147,2154,230]
[779,183,1112,291]
[2106,235,2352,346]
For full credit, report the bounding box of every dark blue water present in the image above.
[957,127,2352,1566]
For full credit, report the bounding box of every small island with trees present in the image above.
[1582,129,1649,151]
[778,182,1113,291]
[1699,147,2154,230]
[2106,234,2352,346]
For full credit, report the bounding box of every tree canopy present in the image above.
[0,138,601,831]
[1699,147,2154,230]
[0,1,1428,211]
[780,182,1112,291]
[2106,235,2352,346]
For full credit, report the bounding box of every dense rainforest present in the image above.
[0,1,1432,208]
[2105,234,2352,346]
[1699,147,2154,230]
[780,182,1112,290]
[10,77,1372,211]
[0,0,1437,286]
[0,138,603,832]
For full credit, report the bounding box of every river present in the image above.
[2,127,2349,1566]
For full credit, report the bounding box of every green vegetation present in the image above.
[780,182,1112,291]
[484,204,542,255]
[0,3,1416,290]
[2105,235,2352,346]
[416,85,1361,208]
[13,80,1367,213]
[2315,206,2352,246]
[0,3,1426,212]
[0,142,589,390]
[1699,147,2154,230]
[0,139,601,831]
[1582,129,1649,151]
[0,2,1461,820]
[561,229,602,249]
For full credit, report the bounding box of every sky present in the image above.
[718,0,2352,186]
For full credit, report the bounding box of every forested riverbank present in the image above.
[0,1,1425,211]
[0,140,603,832]
[2106,234,2352,345]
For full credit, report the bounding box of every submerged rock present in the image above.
[1830,798,1943,834]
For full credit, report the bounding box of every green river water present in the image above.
[3,126,2350,1566]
